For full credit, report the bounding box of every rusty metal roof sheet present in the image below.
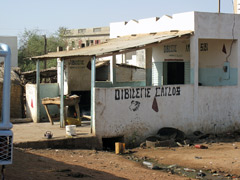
[31,30,192,60]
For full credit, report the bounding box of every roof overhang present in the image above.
[31,30,193,61]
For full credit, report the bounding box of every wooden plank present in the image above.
[74,104,81,125]
[43,105,54,125]
[82,115,91,120]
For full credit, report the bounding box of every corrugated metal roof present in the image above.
[31,30,192,60]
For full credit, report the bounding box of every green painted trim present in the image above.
[115,81,146,87]
[146,68,152,86]
[95,81,112,87]
[199,67,237,86]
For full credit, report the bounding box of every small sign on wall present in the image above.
[69,60,85,69]
[200,43,208,51]
[164,45,177,53]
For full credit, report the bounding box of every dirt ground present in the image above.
[4,142,240,180]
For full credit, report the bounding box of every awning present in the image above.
[31,30,193,60]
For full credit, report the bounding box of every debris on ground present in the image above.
[194,144,208,149]
[144,127,185,148]
[142,127,240,149]
[157,127,185,143]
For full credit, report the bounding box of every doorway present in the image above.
[167,62,184,85]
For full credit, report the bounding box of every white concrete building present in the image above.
[94,11,240,145]
[32,11,240,148]
[0,36,18,67]
[63,26,110,49]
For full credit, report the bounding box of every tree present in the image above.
[18,27,67,72]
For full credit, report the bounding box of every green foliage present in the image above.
[18,27,67,72]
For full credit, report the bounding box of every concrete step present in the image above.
[14,135,101,149]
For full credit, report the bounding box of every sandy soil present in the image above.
[4,142,240,180]
[4,148,186,180]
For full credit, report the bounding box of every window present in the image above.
[72,41,75,48]
[78,29,86,33]
[65,30,71,35]
[152,62,190,86]
[86,40,90,47]
[78,40,82,48]
[93,28,101,33]
[95,40,100,44]
[81,43,85,48]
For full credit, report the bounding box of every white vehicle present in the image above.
[0,43,14,179]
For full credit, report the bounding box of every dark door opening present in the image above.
[167,62,184,85]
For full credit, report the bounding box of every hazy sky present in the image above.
[0,0,235,37]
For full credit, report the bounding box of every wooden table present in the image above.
[42,95,81,125]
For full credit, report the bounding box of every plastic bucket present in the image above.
[66,125,76,136]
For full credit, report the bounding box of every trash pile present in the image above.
[141,127,240,148]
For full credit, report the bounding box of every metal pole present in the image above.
[36,59,40,123]
[43,35,47,69]
[219,0,221,13]
[110,55,116,85]
[90,56,96,133]
[60,59,65,128]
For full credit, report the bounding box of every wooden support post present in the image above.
[74,104,81,125]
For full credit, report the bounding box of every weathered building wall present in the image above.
[64,26,110,49]
[198,86,240,133]
[152,39,190,85]
[96,65,145,82]
[198,39,237,86]
[26,84,37,121]
[152,39,190,62]
[193,12,240,86]
[116,66,145,82]
[66,57,92,92]
[92,12,240,146]
[57,57,92,94]
[26,83,59,122]
[39,83,59,121]
[93,85,194,145]
[94,86,240,145]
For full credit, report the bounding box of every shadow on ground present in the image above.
[5,148,127,180]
